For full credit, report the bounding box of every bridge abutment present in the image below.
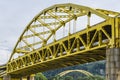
[106,48,120,80]
[1,75,34,80]
[20,75,34,80]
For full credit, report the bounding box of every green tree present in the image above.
[94,75,105,80]
[35,73,48,80]
[77,75,105,80]
[63,76,73,80]
[77,76,92,80]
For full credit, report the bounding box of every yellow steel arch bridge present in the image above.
[57,70,93,77]
[0,3,120,78]
[53,70,94,80]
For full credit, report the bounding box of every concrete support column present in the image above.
[29,74,35,80]
[22,74,34,80]
[20,74,35,80]
[2,75,21,80]
[21,77,27,80]
[1,74,34,80]
[106,48,120,80]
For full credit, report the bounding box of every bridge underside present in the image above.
[10,49,105,77]
[8,18,120,78]
[8,19,113,77]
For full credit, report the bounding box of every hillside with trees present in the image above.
[41,61,105,80]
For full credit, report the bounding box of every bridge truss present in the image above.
[6,3,120,77]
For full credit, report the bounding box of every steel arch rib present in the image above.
[9,3,113,61]
[57,70,94,77]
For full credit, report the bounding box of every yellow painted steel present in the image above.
[6,3,120,77]
[0,65,6,70]
[22,78,27,80]
[0,77,3,80]
[0,65,7,77]
[0,71,6,77]
[57,70,93,77]
[11,78,20,80]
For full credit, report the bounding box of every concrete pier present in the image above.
[1,74,35,80]
[106,48,120,80]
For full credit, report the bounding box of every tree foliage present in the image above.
[35,73,48,80]
[44,61,105,78]
[38,61,106,80]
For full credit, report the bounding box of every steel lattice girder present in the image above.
[7,3,120,77]
[9,3,117,60]
[7,17,120,76]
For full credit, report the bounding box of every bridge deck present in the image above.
[7,17,118,77]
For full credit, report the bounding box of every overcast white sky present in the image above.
[0,0,120,65]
